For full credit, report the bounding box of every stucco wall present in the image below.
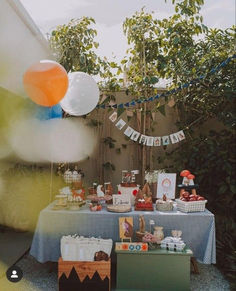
[0,0,52,96]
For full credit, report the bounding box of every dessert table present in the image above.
[30,202,216,264]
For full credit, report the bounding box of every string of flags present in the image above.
[97,54,236,109]
[109,111,185,147]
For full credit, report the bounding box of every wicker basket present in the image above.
[176,199,207,213]
[156,201,173,211]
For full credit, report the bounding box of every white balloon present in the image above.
[60,72,99,116]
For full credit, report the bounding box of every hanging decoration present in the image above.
[97,54,235,109]
[109,112,186,147]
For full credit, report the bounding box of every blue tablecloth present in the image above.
[30,202,216,264]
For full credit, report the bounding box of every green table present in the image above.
[115,248,192,291]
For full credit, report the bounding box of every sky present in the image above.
[20,0,235,63]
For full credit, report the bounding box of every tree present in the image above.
[50,17,100,74]
[121,2,235,284]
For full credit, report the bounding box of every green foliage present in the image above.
[98,57,122,92]
[87,118,103,127]
[121,1,235,283]
[122,8,161,97]
[50,17,121,92]
[102,162,116,171]
[50,17,100,74]
[102,137,116,149]
[163,130,236,283]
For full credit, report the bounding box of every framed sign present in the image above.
[119,217,133,240]
[113,194,131,206]
[156,173,176,199]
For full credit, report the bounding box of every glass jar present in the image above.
[153,226,164,242]
[122,170,128,183]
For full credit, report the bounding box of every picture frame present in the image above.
[119,217,133,240]
[156,173,176,199]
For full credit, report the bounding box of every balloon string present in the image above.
[49,106,53,204]
[49,161,53,203]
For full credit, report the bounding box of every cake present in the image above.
[134,183,154,211]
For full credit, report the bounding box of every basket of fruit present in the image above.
[176,191,207,213]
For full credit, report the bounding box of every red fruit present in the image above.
[183,192,190,199]
[181,198,188,202]
[189,194,196,199]
[118,191,121,194]
[189,198,196,201]
[197,196,205,201]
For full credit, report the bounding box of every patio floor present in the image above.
[0,253,231,291]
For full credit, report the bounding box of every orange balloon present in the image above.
[23,60,68,107]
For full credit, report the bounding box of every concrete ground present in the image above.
[0,254,231,291]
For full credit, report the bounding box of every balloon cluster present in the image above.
[23,60,99,117]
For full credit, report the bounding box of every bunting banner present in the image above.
[109,112,186,147]
[97,54,236,109]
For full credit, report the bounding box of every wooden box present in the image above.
[58,257,111,291]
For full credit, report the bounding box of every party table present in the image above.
[30,202,216,264]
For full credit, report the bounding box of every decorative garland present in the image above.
[109,111,186,147]
[97,54,235,109]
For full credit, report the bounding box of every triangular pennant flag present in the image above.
[124,102,130,107]
[130,101,136,106]
[118,103,124,108]
[112,104,118,108]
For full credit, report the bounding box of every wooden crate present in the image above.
[58,257,111,291]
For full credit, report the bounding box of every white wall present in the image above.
[0,0,52,96]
